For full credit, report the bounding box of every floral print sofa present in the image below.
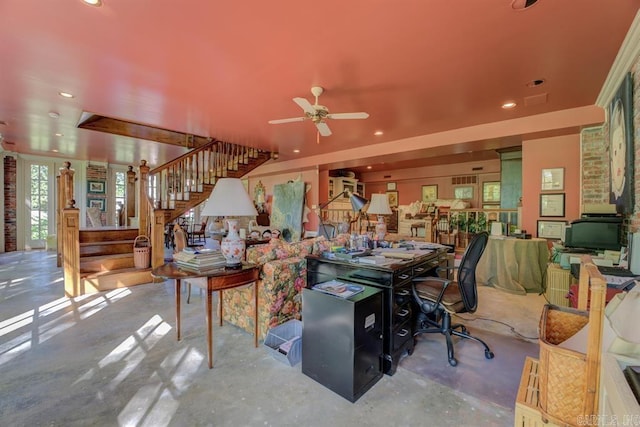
[220,234,349,340]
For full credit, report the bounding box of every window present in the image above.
[29,164,49,244]
[113,170,126,225]
[114,171,126,209]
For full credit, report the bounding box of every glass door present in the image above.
[26,162,52,249]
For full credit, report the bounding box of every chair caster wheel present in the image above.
[485,350,494,360]
[448,358,458,366]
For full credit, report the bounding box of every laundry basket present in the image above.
[133,235,151,269]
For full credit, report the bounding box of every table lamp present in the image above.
[201,178,258,267]
[318,190,368,238]
[367,193,392,241]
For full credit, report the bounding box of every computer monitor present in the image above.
[563,217,622,251]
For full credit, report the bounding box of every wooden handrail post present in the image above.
[151,210,166,269]
[57,162,74,267]
[126,165,136,220]
[138,160,150,237]
[61,201,81,297]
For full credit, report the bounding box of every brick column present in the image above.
[4,156,17,252]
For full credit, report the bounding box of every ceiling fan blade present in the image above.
[268,117,305,124]
[293,97,317,115]
[326,112,369,120]
[316,122,332,137]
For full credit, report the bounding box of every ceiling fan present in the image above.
[268,86,369,138]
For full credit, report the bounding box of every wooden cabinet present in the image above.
[329,177,359,199]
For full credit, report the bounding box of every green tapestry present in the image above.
[271,180,305,242]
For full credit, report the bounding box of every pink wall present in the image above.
[521,134,581,236]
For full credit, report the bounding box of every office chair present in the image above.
[411,231,494,366]
[318,223,336,239]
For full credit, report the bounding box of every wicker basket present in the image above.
[133,235,151,269]
[537,258,606,427]
[538,305,589,425]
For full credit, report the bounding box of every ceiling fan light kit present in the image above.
[269,86,369,139]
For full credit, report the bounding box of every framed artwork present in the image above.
[537,220,566,239]
[541,168,564,191]
[421,185,438,203]
[482,181,500,203]
[454,186,474,200]
[539,193,565,217]
[609,72,634,214]
[88,198,105,211]
[386,191,398,208]
[386,182,397,191]
[88,180,105,194]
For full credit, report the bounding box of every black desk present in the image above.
[306,248,446,375]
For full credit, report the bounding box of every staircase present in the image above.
[147,140,273,224]
[59,140,272,297]
[78,228,153,293]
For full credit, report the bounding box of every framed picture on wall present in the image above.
[88,198,105,211]
[541,168,564,191]
[386,191,398,208]
[421,185,437,203]
[386,182,397,191]
[539,193,565,217]
[537,220,566,239]
[609,72,634,214]
[454,186,474,200]
[482,181,500,203]
[88,180,105,194]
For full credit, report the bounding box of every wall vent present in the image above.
[451,175,477,185]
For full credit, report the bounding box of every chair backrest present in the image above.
[197,217,208,232]
[456,231,489,313]
[173,224,187,253]
[319,223,336,239]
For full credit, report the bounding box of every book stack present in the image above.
[174,248,226,271]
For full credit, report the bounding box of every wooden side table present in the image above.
[152,263,260,369]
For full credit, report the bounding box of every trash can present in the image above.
[133,235,151,269]
[264,319,302,366]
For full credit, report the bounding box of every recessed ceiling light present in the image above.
[82,0,102,6]
[55,133,64,137]
[502,101,517,109]
[367,166,372,169]
[48,111,60,118]
[293,149,300,153]
[374,131,384,136]
[52,149,59,153]
[58,91,74,98]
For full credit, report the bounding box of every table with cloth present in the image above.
[476,236,549,294]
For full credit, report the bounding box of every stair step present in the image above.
[80,240,136,257]
[81,253,135,272]
[79,227,140,243]
[80,267,154,293]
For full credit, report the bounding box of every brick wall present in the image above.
[581,126,608,206]
[4,156,17,252]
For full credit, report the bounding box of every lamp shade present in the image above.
[349,192,369,212]
[201,178,258,217]
[367,193,392,215]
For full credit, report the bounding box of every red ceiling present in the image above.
[0,1,637,173]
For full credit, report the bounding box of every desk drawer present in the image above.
[393,306,412,324]
[392,318,413,352]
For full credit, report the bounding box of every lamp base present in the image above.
[221,219,246,267]
[375,216,387,241]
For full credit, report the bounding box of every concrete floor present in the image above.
[0,250,546,427]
